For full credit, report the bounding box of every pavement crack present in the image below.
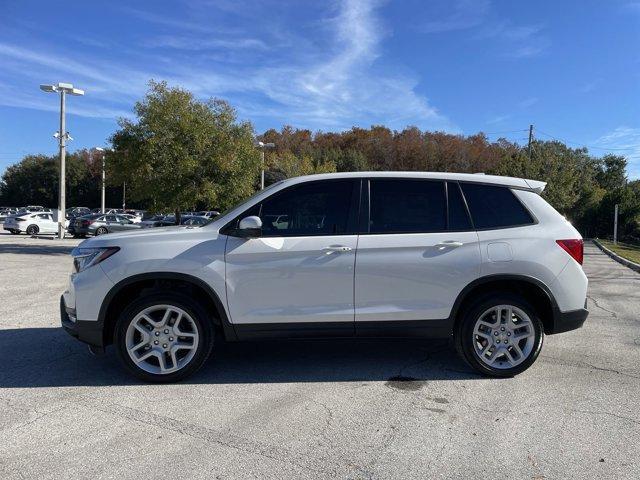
[587,294,618,318]
[572,409,640,426]
[76,395,332,476]
[540,355,640,380]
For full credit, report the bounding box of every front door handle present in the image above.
[322,245,352,253]
[435,241,463,248]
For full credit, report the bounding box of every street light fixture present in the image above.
[40,82,85,238]
[255,141,275,190]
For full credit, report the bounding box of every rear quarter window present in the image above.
[460,183,534,229]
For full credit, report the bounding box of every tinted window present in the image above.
[106,215,118,222]
[369,180,446,234]
[460,183,534,229]
[257,180,355,237]
[447,182,472,230]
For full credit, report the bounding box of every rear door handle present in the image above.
[322,245,352,253]
[435,241,464,248]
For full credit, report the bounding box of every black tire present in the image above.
[95,227,108,235]
[26,225,39,235]
[114,291,215,382]
[454,294,543,377]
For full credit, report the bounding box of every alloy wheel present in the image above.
[472,304,536,369]
[125,305,200,375]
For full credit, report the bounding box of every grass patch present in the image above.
[598,239,640,265]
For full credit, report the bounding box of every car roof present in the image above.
[279,171,546,193]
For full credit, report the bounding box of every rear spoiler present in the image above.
[523,178,546,194]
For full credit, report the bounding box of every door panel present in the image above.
[355,231,480,322]
[224,179,360,329]
[225,235,358,325]
[354,179,481,325]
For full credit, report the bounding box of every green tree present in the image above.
[0,152,113,208]
[108,81,260,214]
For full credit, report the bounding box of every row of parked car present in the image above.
[1,205,220,237]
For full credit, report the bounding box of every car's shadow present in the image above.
[0,243,75,255]
[0,327,481,388]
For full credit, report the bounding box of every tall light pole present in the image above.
[93,147,106,213]
[255,141,275,189]
[40,83,84,238]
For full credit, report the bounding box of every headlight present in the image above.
[71,247,120,273]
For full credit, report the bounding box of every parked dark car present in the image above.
[71,214,141,236]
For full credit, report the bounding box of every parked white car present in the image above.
[61,172,588,382]
[4,212,65,235]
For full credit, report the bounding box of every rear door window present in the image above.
[369,179,446,234]
[460,183,534,229]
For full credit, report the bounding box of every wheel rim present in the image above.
[96,227,106,235]
[28,226,37,235]
[125,304,200,375]
[472,304,536,369]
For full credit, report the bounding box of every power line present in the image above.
[535,129,636,152]
[483,129,529,135]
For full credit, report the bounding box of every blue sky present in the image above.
[0,0,639,177]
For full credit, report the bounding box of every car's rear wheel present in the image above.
[114,292,214,382]
[455,294,543,377]
[10,229,20,235]
[95,227,108,235]
[26,225,39,235]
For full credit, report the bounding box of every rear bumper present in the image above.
[60,295,104,347]
[550,308,589,334]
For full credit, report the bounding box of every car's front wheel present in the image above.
[455,294,543,377]
[114,292,214,382]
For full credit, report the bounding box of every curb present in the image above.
[592,239,640,274]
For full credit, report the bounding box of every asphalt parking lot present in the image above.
[0,233,638,479]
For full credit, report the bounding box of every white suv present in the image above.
[61,172,588,382]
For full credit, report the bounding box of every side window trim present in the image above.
[447,181,475,232]
[444,181,450,230]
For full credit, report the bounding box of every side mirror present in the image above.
[236,216,262,238]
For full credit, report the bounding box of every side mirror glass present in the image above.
[237,216,262,238]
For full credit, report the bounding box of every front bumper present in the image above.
[60,295,104,347]
[550,308,589,334]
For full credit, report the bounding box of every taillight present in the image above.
[556,239,583,265]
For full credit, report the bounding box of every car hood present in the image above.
[79,225,218,248]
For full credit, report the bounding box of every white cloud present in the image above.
[518,97,539,108]
[0,0,455,133]
[594,127,640,179]
[420,0,490,33]
[477,21,550,58]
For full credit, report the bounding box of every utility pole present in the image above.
[122,182,126,210]
[40,83,84,239]
[614,204,619,245]
[527,124,534,159]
